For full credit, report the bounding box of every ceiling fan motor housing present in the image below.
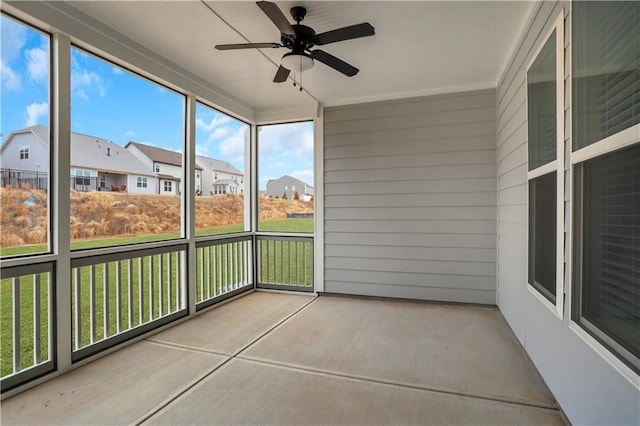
[281,24,316,51]
[290,6,307,22]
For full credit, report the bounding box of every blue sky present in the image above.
[1,15,314,190]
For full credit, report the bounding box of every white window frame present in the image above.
[154,163,160,173]
[136,176,147,188]
[164,180,173,192]
[567,0,640,384]
[568,3,640,380]
[525,11,565,319]
[19,146,29,159]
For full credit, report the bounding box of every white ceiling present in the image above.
[66,1,533,112]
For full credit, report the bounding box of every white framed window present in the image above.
[571,1,640,374]
[154,163,160,173]
[136,176,147,188]
[163,181,172,192]
[526,11,565,318]
[75,169,91,186]
[19,146,29,159]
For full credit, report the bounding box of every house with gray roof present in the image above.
[126,141,203,195]
[265,175,313,201]
[0,125,156,193]
[196,155,244,195]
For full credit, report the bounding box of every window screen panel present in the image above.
[573,1,640,150]
[528,172,557,302]
[528,30,557,170]
[582,144,640,360]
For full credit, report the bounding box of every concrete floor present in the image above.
[2,291,565,425]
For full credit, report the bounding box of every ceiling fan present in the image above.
[215,1,375,83]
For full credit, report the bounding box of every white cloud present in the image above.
[75,90,88,101]
[71,67,106,99]
[0,18,28,92]
[124,130,136,137]
[219,126,249,163]
[290,169,314,185]
[209,126,233,141]
[1,17,28,65]
[1,60,21,91]
[258,121,314,159]
[26,47,48,84]
[196,113,231,133]
[112,66,123,75]
[25,102,48,126]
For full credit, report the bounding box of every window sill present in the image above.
[527,283,562,320]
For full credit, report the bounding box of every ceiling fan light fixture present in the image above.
[281,51,314,73]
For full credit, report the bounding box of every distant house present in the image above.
[0,125,156,193]
[265,175,313,201]
[196,155,243,195]
[125,141,203,195]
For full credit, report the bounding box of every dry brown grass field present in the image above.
[0,187,313,246]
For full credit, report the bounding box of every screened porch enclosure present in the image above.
[1,1,639,425]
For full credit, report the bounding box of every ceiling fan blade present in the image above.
[273,65,290,83]
[215,42,281,50]
[315,23,375,46]
[256,1,295,36]
[310,49,359,77]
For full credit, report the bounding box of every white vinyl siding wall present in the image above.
[497,1,639,424]
[323,90,497,304]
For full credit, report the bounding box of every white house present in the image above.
[126,141,203,195]
[0,125,156,193]
[265,175,313,201]
[196,155,244,195]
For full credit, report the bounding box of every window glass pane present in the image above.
[70,47,184,250]
[573,1,640,150]
[527,29,557,170]
[582,144,639,362]
[258,122,314,233]
[528,172,557,302]
[0,16,50,257]
[195,102,248,236]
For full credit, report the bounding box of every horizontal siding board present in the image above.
[498,142,527,174]
[325,257,496,277]
[324,232,497,249]
[325,269,496,290]
[324,121,496,147]
[324,281,496,305]
[497,185,527,206]
[324,90,497,304]
[324,91,496,123]
[324,107,496,135]
[325,149,496,171]
[325,164,497,183]
[325,220,496,234]
[498,124,527,163]
[325,245,497,263]
[498,165,526,190]
[324,135,495,159]
[497,100,527,147]
[324,206,496,221]
[325,192,496,208]
[324,177,496,195]
[498,204,527,226]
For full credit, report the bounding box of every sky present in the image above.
[0,15,314,190]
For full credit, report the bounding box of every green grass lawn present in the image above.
[0,218,313,257]
[1,218,313,378]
